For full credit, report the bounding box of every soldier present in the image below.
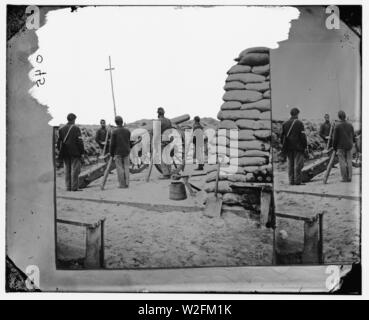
[192,116,205,171]
[95,119,110,156]
[58,113,85,191]
[319,113,332,146]
[281,107,307,185]
[157,107,173,179]
[110,116,131,188]
[332,111,355,182]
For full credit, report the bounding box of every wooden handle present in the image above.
[100,157,113,190]
[323,151,336,184]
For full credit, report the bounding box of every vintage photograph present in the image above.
[271,7,361,265]
[5,4,362,292]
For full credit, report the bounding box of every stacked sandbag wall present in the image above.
[205,47,273,211]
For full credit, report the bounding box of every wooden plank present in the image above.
[230,182,272,188]
[260,190,272,225]
[180,171,208,178]
[78,160,116,189]
[85,223,103,268]
[56,218,96,228]
[274,189,360,201]
[318,213,324,264]
[323,151,336,184]
[275,212,316,222]
[301,156,330,182]
[183,177,196,197]
[302,219,320,264]
[58,195,203,213]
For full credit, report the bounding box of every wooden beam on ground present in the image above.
[274,189,360,201]
[58,195,203,213]
[78,160,116,189]
[301,156,331,182]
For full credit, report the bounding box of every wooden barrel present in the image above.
[169,181,187,200]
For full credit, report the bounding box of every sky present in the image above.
[28,6,299,125]
[270,7,361,122]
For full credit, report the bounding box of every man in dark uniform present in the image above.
[192,116,205,170]
[110,116,131,188]
[332,111,355,182]
[281,107,307,185]
[157,107,172,178]
[95,119,110,156]
[319,113,332,145]
[58,113,85,191]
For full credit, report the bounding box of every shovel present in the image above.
[204,159,222,218]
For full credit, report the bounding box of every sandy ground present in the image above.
[274,164,361,264]
[56,164,273,268]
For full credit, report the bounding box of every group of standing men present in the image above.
[281,108,357,185]
[57,108,206,191]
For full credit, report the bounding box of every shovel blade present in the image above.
[204,195,222,218]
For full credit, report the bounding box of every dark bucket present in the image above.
[169,181,187,200]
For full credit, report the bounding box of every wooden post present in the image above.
[302,218,320,264]
[100,157,113,190]
[260,188,272,225]
[85,220,104,269]
[318,213,324,264]
[100,219,105,268]
[323,151,336,184]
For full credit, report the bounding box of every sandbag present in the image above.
[222,90,263,103]
[245,172,256,182]
[217,130,255,142]
[204,181,233,194]
[209,145,246,157]
[253,130,271,139]
[259,111,271,120]
[222,193,244,205]
[218,109,264,121]
[243,150,270,157]
[259,164,273,173]
[207,165,245,175]
[238,130,256,141]
[243,166,261,173]
[263,90,271,98]
[238,156,267,166]
[227,174,247,183]
[218,120,238,129]
[226,73,265,84]
[241,99,271,112]
[220,101,242,110]
[238,53,269,66]
[245,82,270,92]
[238,140,270,151]
[227,65,252,74]
[236,119,271,130]
[236,47,270,61]
[209,135,230,147]
[216,130,256,144]
[251,64,270,75]
[224,81,245,91]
